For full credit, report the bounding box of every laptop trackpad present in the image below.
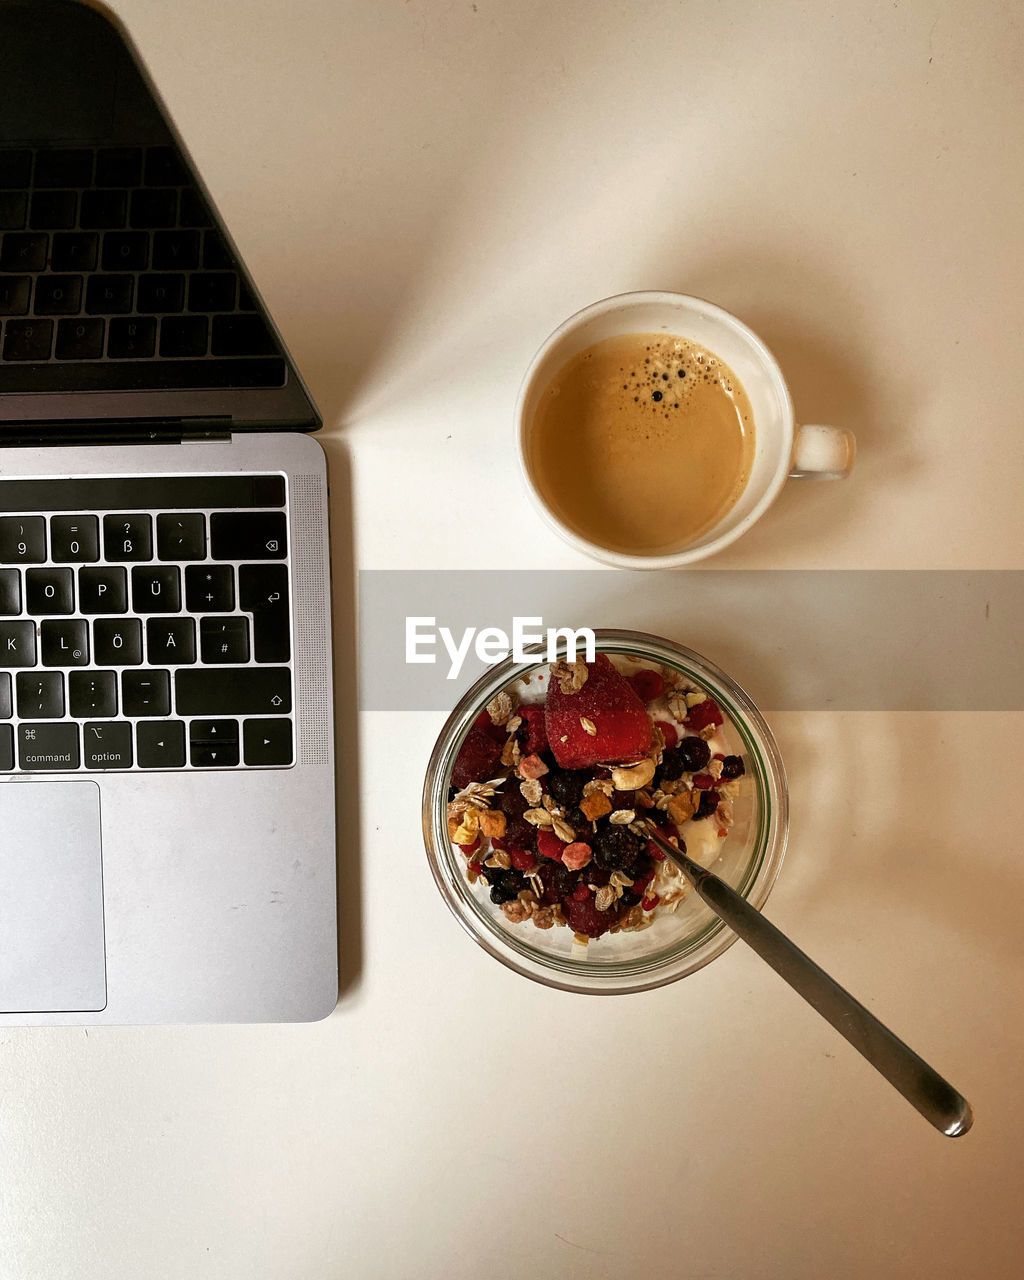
[0,782,106,1013]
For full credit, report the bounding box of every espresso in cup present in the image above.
[528,333,755,556]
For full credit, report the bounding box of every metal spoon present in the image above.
[644,824,973,1137]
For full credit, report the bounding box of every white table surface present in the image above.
[3,2,1023,1277]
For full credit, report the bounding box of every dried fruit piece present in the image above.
[478,810,507,839]
[628,669,665,702]
[451,727,504,789]
[545,660,652,769]
[580,790,612,821]
[560,841,592,871]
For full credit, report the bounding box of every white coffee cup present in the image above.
[515,291,855,567]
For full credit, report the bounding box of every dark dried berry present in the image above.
[489,868,526,904]
[656,747,685,783]
[499,786,528,818]
[677,735,712,773]
[619,890,641,908]
[583,863,611,888]
[694,789,720,820]
[721,754,745,779]
[546,767,586,809]
[592,825,642,871]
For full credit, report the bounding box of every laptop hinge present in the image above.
[0,418,233,447]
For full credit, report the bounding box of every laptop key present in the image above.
[0,276,30,315]
[83,721,132,770]
[152,229,200,270]
[0,150,32,188]
[175,667,291,716]
[0,191,27,230]
[0,672,10,718]
[131,564,181,613]
[17,722,79,770]
[0,723,11,770]
[210,511,286,560]
[80,188,128,230]
[122,669,171,717]
[33,149,93,188]
[51,515,100,563]
[137,273,185,313]
[0,516,46,562]
[85,274,134,314]
[103,513,152,561]
[0,233,48,272]
[177,188,212,229]
[68,670,118,718]
[145,147,188,187]
[211,314,276,356]
[200,615,250,663]
[52,232,99,272]
[159,315,208,357]
[188,272,236,312]
[243,717,293,767]
[0,568,20,613]
[93,618,143,666]
[130,188,177,229]
[78,565,128,613]
[16,671,65,718]
[34,275,84,316]
[26,566,74,614]
[146,616,196,665]
[95,148,142,187]
[189,718,239,768]
[101,230,149,271]
[107,316,157,359]
[29,190,77,230]
[202,229,235,270]
[0,620,36,666]
[185,563,233,611]
[156,513,206,561]
[40,619,89,666]
[136,719,186,769]
[239,563,290,662]
[56,318,105,360]
[2,319,53,361]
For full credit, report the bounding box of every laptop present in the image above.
[0,0,338,1024]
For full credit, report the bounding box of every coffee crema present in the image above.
[528,333,755,555]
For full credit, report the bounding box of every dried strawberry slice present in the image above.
[544,659,652,769]
[686,696,724,732]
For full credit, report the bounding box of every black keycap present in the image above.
[0,191,27,230]
[41,618,89,666]
[80,189,128,230]
[2,318,53,360]
[243,717,293,766]
[189,718,239,767]
[69,670,119,718]
[52,232,99,272]
[0,722,11,769]
[34,149,92,188]
[16,671,64,718]
[83,720,132,769]
[137,273,184,313]
[93,618,143,666]
[211,314,276,356]
[50,515,100,563]
[136,719,186,768]
[0,620,36,666]
[130,188,177,229]
[0,568,20,613]
[202,229,235,270]
[177,188,212,229]
[159,315,207,357]
[0,150,32,188]
[85,274,133,314]
[0,672,10,718]
[78,565,128,613]
[175,667,291,716]
[103,513,152,561]
[107,316,157,359]
[156,513,206,561]
[56,318,105,360]
[0,232,48,272]
[131,564,181,613]
[188,272,236,312]
[146,616,196,665]
[29,190,77,230]
[210,512,286,561]
[18,722,79,770]
[0,515,46,562]
[101,230,148,271]
[0,276,30,315]
[152,229,200,270]
[25,566,74,614]
[145,147,187,186]
[96,148,142,187]
[200,615,249,664]
[34,275,83,315]
[185,564,233,612]
[239,563,290,662]
[121,669,170,717]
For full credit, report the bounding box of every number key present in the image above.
[103,514,152,562]
[0,516,46,563]
[50,515,99,563]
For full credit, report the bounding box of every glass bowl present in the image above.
[422,629,788,994]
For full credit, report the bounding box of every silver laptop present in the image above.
[0,0,338,1024]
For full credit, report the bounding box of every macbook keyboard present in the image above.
[0,473,294,772]
[0,145,286,392]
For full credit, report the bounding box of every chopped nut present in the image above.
[479,810,507,839]
[594,886,616,912]
[611,758,656,790]
[505,715,522,735]
[699,725,717,741]
[580,716,598,737]
[532,906,556,929]
[550,659,589,695]
[685,691,707,708]
[666,690,689,720]
[667,790,699,825]
[618,905,645,931]
[523,807,553,828]
[517,889,539,912]
[707,758,724,780]
[716,797,734,828]
[580,790,613,820]
[502,900,530,924]
[518,753,549,780]
[519,777,544,806]
[486,690,518,725]
[609,808,635,825]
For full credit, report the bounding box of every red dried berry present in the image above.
[628,669,665,702]
[451,726,503,788]
[565,893,613,938]
[457,836,481,855]
[472,709,508,743]
[655,719,678,748]
[517,704,549,755]
[468,861,484,875]
[692,772,716,790]
[642,894,660,911]
[570,881,591,902]
[537,829,564,861]
[686,696,724,731]
[509,847,538,872]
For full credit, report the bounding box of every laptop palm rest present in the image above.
[0,781,106,1013]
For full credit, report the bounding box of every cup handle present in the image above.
[789,424,856,479]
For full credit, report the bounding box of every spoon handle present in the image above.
[648,830,973,1137]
